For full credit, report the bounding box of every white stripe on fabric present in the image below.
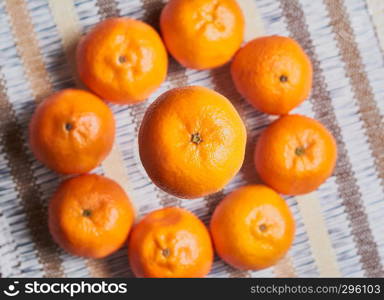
[0,1,45,278]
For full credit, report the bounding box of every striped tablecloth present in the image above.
[0,0,384,278]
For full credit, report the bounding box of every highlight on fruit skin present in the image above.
[160,0,245,70]
[77,17,168,104]
[231,35,313,115]
[254,114,337,195]
[29,89,115,174]
[128,206,213,278]
[138,85,247,199]
[48,174,135,259]
[210,185,295,270]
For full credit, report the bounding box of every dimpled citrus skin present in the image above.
[128,207,213,278]
[138,86,247,199]
[210,185,295,270]
[29,89,115,174]
[231,35,313,115]
[49,174,135,258]
[77,17,168,104]
[255,115,337,195]
[160,0,244,70]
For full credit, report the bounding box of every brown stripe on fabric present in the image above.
[280,0,384,277]
[96,0,120,19]
[5,0,52,103]
[140,0,165,30]
[273,256,297,278]
[85,260,111,278]
[366,0,384,56]
[4,0,64,277]
[0,77,63,277]
[325,0,384,276]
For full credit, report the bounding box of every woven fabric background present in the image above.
[0,0,384,278]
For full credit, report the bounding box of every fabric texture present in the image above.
[0,0,383,278]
